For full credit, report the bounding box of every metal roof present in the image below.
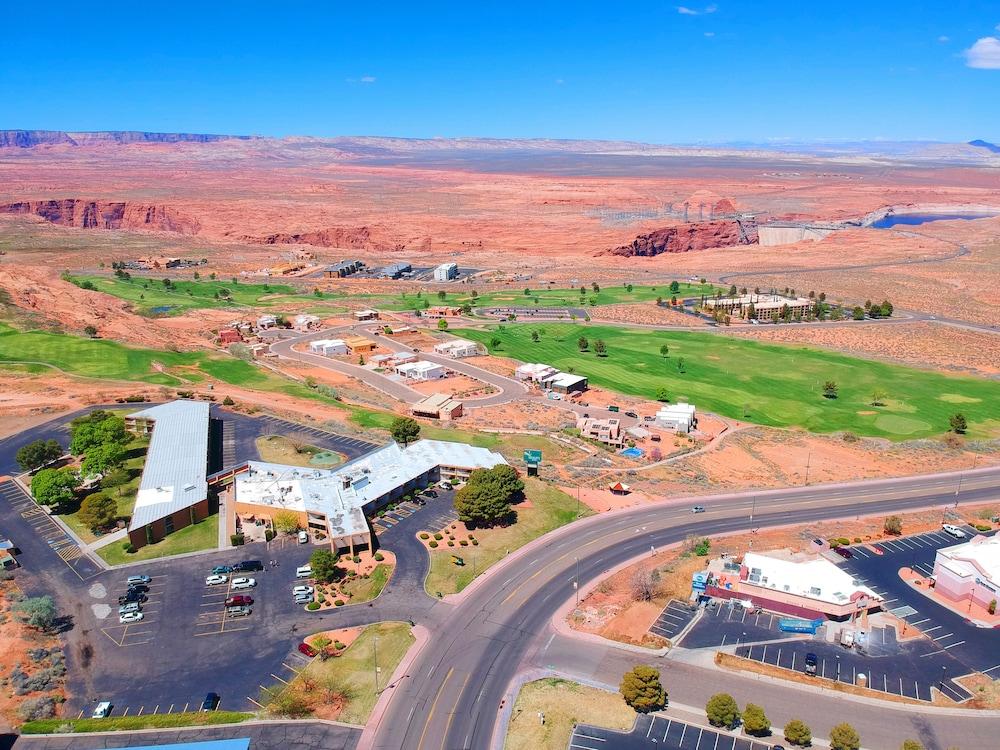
[128,401,210,531]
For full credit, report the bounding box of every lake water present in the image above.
[870,213,995,229]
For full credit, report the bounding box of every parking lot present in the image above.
[678,601,789,649]
[571,715,778,750]
[649,600,698,641]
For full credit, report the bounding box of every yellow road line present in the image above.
[440,671,470,749]
[417,667,454,750]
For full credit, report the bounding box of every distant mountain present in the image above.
[968,139,1000,153]
[0,130,254,148]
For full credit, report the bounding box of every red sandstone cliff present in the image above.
[600,219,758,257]
[0,199,201,234]
[245,225,418,252]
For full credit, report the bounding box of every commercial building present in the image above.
[426,306,462,318]
[433,339,480,358]
[577,416,626,448]
[232,439,505,553]
[269,262,306,276]
[354,309,379,321]
[708,550,882,619]
[411,392,464,421]
[379,262,412,279]
[308,338,348,356]
[655,403,697,433]
[125,401,214,549]
[396,360,447,380]
[704,293,814,322]
[433,262,458,281]
[343,335,377,354]
[933,535,1000,610]
[325,260,362,278]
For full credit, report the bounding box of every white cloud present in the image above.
[677,4,716,15]
[555,78,565,85]
[360,75,377,84]
[937,35,950,43]
[704,31,715,37]
[964,36,1000,68]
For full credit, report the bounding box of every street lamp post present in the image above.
[373,635,379,693]
[575,556,580,607]
[804,451,812,486]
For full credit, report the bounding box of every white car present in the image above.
[298,530,309,544]
[127,574,151,586]
[205,574,228,586]
[92,701,113,719]
[119,611,144,624]
[231,577,256,590]
[292,585,314,596]
[295,565,312,579]
[118,601,141,615]
[942,524,967,539]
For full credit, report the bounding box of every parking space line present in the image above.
[932,632,954,641]
[943,641,966,649]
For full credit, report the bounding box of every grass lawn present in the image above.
[377,281,720,312]
[340,563,392,602]
[22,711,253,734]
[424,479,590,596]
[268,621,413,724]
[255,435,343,468]
[60,440,149,543]
[69,274,298,316]
[97,515,218,565]
[505,678,635,750]
[457,323,1000,440]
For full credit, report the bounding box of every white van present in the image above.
[295,565,312,579]
[92,701,113,718]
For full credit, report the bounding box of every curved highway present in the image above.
[367,467,1000,750]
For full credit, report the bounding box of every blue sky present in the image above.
[2,2,999,143]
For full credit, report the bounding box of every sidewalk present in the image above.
[87,528,127,551]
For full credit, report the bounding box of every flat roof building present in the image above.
[343,335,377,353]
[705,293,814,321]
[515,363,559,382]
[656,403,697,433]
[308,338,348,356]
[933,535,1000,610]
[379,262,412,279]
[433,339,480,358]
[543,371,588,394]
[125,401,213,549]
[433,262,458,281]
[326,260,362,278]
[577,416,625,448]
[396,360,447,380]
[411,393,464,421]
[354,309,379,320]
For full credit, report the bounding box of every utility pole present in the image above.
[373,635,378,694]
[804,451,812,486]
[575,556,580,607]
[576,485,581,518]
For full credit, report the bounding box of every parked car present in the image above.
[834,547,854,559]
[118,601,141,615]
[234,560,263,572]
[942,524,967,539]
[691,505,706,513]
[295,565,312,579]
[294,595,313,605]
[439,480,453,490]
[226,605,251,618]
[643,416,656,422]
[126,574,151,586]
[119,611,144,624]
[92,701,113,719]
[650,434,661,442]
[297,530,309,544]
[293,585,314,596]
[205,574,228,586]
[231,577,256,590]
[423,489,438,498]
[211,565,233,575]
[127,583,149,593]
[804,652,818,675]
[118,590,147,605]
[298,642,318,657]
[201,692,220,711]
[225,595,253,607]
[624,411,638,418]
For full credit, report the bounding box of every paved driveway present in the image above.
[571,716,779,750]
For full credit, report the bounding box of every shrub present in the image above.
[742,703,770,737]
[693,538,711,556]
[334,640,346,650]
[883,516,903,535]
[352,556,361,564]
[989,599,997,615]
[429,541,438,548]
[619,665,667,713]
[828,539,841,548]
[230,533,245,546]
[434,533,443,541]
[306,602,320,611]
[419,533,430,540]
[472,539,479,546]
[783,719,812,746]
[334,600,345,607]
[222,396,235,406]
[18,696,56,721]
[459,540,468,546]
[974,523,991,532]
[264,530,275,542]
[829,723,860,750]
[901,741,923,750]
[853,537,862,544]
[374,552,385,561]
[705,693,740,728]
[312,636,332,650]
[447,541,455,546]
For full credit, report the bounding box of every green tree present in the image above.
[655,388,670,402]
[438,319,449,330]
[578,336,589,351]
[530,331,540,342]
[523,288,531,296]
[309,549,343,583]
[78,492,119,532]
[592,282,600,292]
[676,357,685,373]
[69,412,129,455]
[437,290,447,301]
[823,381,838,399]
[881,299,894,317]
[11,596,57,631]
[705,693,740,728]
[901,741,923,750]
[100,466,132,496]
[272,510,300,533]
[83,324,98,337]
[390,416,421,446]
[742,703,770,737]
[489,336,502,350]
[594,339,607,357]
[852,306,865,321]
[626,283,634,292]
[619,665,667,713]
[669,280,679,293]
[949,413,967,434]
[659,344,669,358]
[80,441,126,477]
[829,723,860,750]
[453,464,524,527]
[30,468,79,510]
[15,439,64,473]
[783,719,812,747]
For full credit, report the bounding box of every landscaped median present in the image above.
[21,710,254,734]
[264,622,414,724]
[420,478,590,596]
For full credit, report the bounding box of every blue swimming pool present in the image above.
[620,447,643,458]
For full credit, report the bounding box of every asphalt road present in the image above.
[370,467,1000,750]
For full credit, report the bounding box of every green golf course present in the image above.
[457,323,1000,439]
[376,281,721,312]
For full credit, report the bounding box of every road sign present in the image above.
[523,450,542,465]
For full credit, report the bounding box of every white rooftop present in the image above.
[743,551,881,606]
[936,535,1000,584]
[657,403,696,416]
[128,401,211,531]
[544,372,587,388]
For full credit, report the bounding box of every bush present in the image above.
[619,665,667,713]
[853,537,862,544]
[222,396,235,406]
[836,537,850,546]
[18,696,56,721]
[374,552,385,561]
[705,693,740,729]
[264,530,275,542]
[434,533,443,541]
[334,599,345,607]
[419,533,430,540]
[989,599,996,615]
[783,719,812,746]
[459,540,468,546]
[334,640,346,650]
[306,602,320,611]
[829,723,860,750]
[472,539,479,546]
[693,538,711,556]
[901,741,923,750]
[352,556,361,564]
[447,541,455,547]
[742,703,770,737]
[429,541,438,548]
[230,533,245,546]
[883,516,903,536]
[312,636,332,650]
[974,523,991,532]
